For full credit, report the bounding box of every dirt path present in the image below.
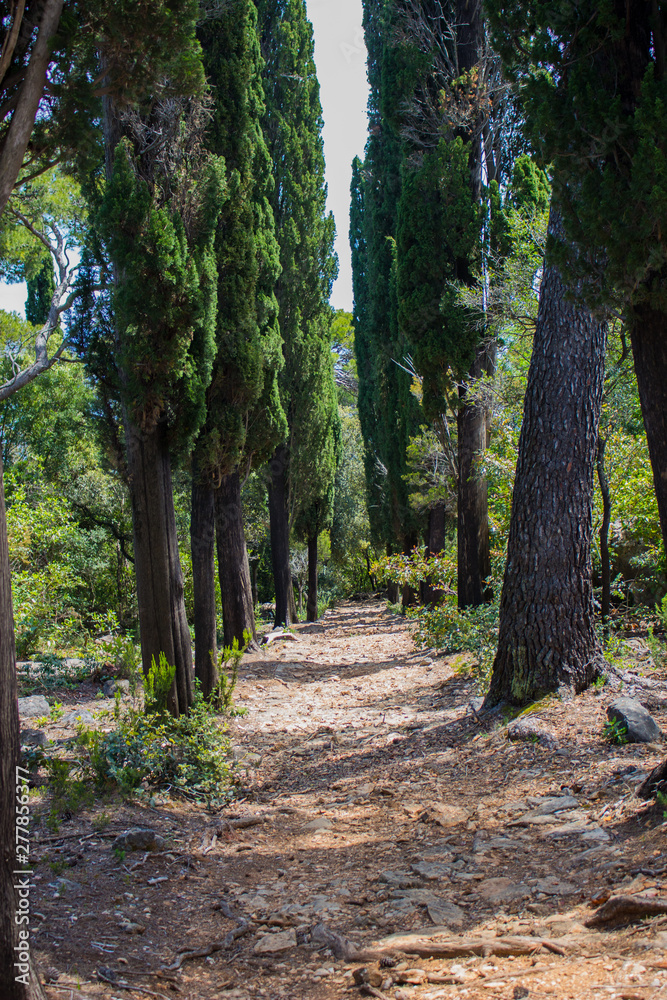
[30,599,667,1000]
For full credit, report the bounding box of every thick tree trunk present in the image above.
[190,470,218,699]
[596,436,611,629]
[630,303,667,556]
[0,456,46,1000]
[457,341,494,608]
[125,418,193,716]
[215,470,256,650]
[307,534,318,621]
[268,444,293,627]
[485,206,606,707]
[424,501,446,605]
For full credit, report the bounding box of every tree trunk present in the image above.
[125,417,193,717]
[0,456,46,1000]
[268,444,293,627]
[424,501,446,606]
[215,470,256,650]
[307,534,318,621]
[191,470,218,699]
[596,435,611,630]
[457,341,494,608]
[485,206,606,707]
[629,303,667,557]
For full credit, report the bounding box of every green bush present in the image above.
[413,597,500,691]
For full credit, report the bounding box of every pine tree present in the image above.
[191,2,287,693]
[484,0,667,572]
[257,0,339,626]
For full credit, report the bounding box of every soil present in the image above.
[20,598,667,1000]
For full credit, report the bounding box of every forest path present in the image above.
[36,599,667,1000]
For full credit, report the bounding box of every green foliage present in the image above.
[210,632,250,715]
[415,598,500,693]
[603,718,629,746]
[144,652,177,716]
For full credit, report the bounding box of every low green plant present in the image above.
[50,701,64,722]
[413,597,500,693]
[210,632,249,715]
[657,790,667,819]
[603,718,629,745]
[43,757,94,832]
[144,652,176,715]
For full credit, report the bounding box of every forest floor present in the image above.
[24,598,667,1000]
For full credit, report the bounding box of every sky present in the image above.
[0,1,370,319]
[305,0,370,312]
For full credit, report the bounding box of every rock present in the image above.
[62,658,86,672]
[534,877,576,896]
[253,929,297,954]
[51,878,81,897]
[304,817,332,831]
[525,795,579,817]
[410,861,452,881]
[118,920,146,935]
[17,695,50,718]
[422,803,469,828]
[467,697,485,715]
[507,717,559,749]
[20,728,48,746]
[379,871,423,889]
[607,698,662,744]
[102,679,130,698]
[63,709,94,725]
[426,900,465,926]
[112,828,166,852]
[477,878,530,905]
[580,827,611,842]
[353,967,383,987]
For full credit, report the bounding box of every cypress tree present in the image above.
[257,0,338,627]
[351,0,422,592]
[191,1,287,693]
[99,16,223,715]
[25,257,55,326]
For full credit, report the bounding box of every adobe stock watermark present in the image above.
[14,765,33,987]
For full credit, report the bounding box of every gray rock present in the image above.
[410,861,452,881]
[17,695,50,718]
[534,877,576,896]
[112,828,166,852]
[253,928,297,954]
[51,878,81,897]
[477,877,530,904]
[304,817,332,831]
[378,871,423,889]
[62,658,86,672]
[20,729,48,746]
[62,709,94,725]
[527,795,579,816]
[606,698,662,744]
[118,920,145,935]
[507,717,559,749]
[426,900,465,926]
[102,679,130,698]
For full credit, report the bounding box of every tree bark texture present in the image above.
[215,471,256,650]
[268,444,293,627]
[0,456,46,999]
[457,340,494,608]
[190,473,218,699]
[485,206,606,707]
[307,534,318,622]
[125,418,193,716]
[423,501,446,605]
[0,0,63,214]
[630,303,667,558]
[596,436,611,627]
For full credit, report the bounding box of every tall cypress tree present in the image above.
[191,1,287,694]
[351,0,422,589]
[98,14,223,715]
[25,257,55,326]
[257,0,338,627]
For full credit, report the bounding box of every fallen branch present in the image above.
[96,968,171,1000]
[585,894,667,928]
[312,924,554,962]
[161,921,251,971]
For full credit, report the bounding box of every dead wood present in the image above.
[312,924,551,962]
[637,758,667,800]
[161,920,251,971]
[585,894,667,928]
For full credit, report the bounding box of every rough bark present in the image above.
[457,341,494,608]
[629,302,667,557]
[596,435,611,628]
[306,534,318,622]
[268,444,293,627]
[0,0,63,214]
[485,206,606,707]
[125,418,193,716]
[0,456,46,999]
[424,501,446,605]
[215,470,256,649]
[191,471,217,699]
